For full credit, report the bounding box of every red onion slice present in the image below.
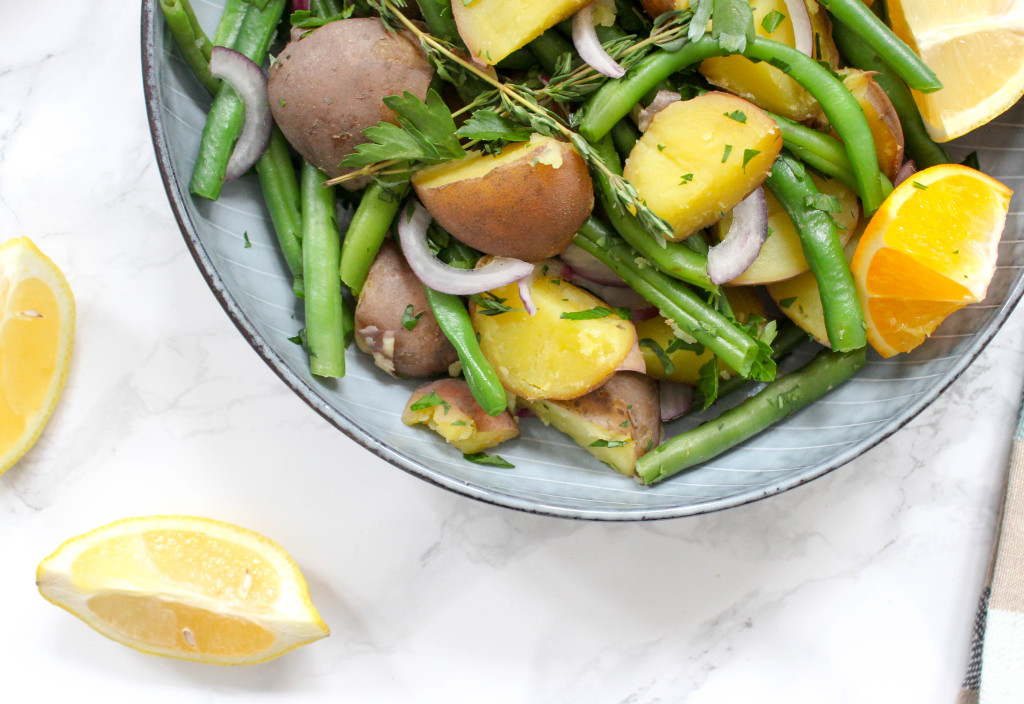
[782,0,814,57]
[559,244,625,286]
[572,4,626,79]
[616,342,647,374]
[398,201,535,295]
[291,0,310,10]
[518,277,537,316]
[209,47,273,181]
[638,90,681,132]
[707,187,769,285]
[894,159,918,188]
[660,381,695,422]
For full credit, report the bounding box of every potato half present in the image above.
[402,379,519,453]
[267,19,433,182]
[624,92,782,241]
[522,372,661,477]
[354,241,458,378]
[712,174,860,286]
[413,135,594,261]
[453,0,591,65]
[470,273,636,400]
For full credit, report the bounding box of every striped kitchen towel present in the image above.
[959,392,1024,703]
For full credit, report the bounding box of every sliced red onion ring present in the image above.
[291,0,310,10]
[518,277,537,316]
[660,381,695,422]
[638,90,681,132]
[782,0,814,57]
[707,187,769,285]
[559,244,625,287]
[398,200,535,295]
[572,4,626,79]
[209,47,273,181]
[894,159,918,188]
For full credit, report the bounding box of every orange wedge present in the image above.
[886,0,1024,141]
[1,237,75,475]
[851,164,1011,358]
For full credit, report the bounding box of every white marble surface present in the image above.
[2,2,1023,702]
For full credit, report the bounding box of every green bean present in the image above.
[579,36,885,213]
[415,0,463,45]
[831,18,951,169]
[590,135,716,292]
[766,153,866,352]
[497,47,539,71]
[212,0,247,47]
[190,0,286,201]
[160,0,218,93]
[310,0,343,17]
[637,347,866,484]
[424,288,508,416]
[710,321,810,403]
[610,119,640,162]
[816,0,942,93]
[768,111,859,193]
[256,127,304,295]
[527,29,576,75]
[340,180,411,296]
[574,222,766,379]
[301,162,346,378]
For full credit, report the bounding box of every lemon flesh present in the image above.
[37,516,329,665]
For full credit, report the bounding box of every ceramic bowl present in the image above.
[142,1,1024,520]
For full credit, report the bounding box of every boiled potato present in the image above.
[838,69,905,183]
[624,92,782,241]
[636,287,766,383]
[453,0,590,65]
[354,241,458,378]
[413,135,593,261]
[402,379,519,453]
[521,372,661,477]
[470,273,636,400]
[267,19,433,182]
[807,0,842,70]
[639,0,820,121]
[712,174,860,285]
[766,228,863,347]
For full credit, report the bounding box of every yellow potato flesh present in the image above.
[624,93,782,241]
[470,276,636,400]
[699,0,820,121]
[715,174,860,285]
[637,287,765,384]
[413,134,564,188]
[453,0,591,65]
[402,403,509,454]
[767,230,863,347]
[522,398,636,476]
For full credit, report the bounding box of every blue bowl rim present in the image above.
[139,0,1024,521]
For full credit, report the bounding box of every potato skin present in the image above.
[523,372,661,476]
[268,19,433,181]
[402,379,519,453]
[413,138,594,261]
[640,0,686,18]
[354,241,458,378]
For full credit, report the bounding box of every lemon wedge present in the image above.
[0,237,75,475]
[37,516,330,665]
[887,0,1024,141]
